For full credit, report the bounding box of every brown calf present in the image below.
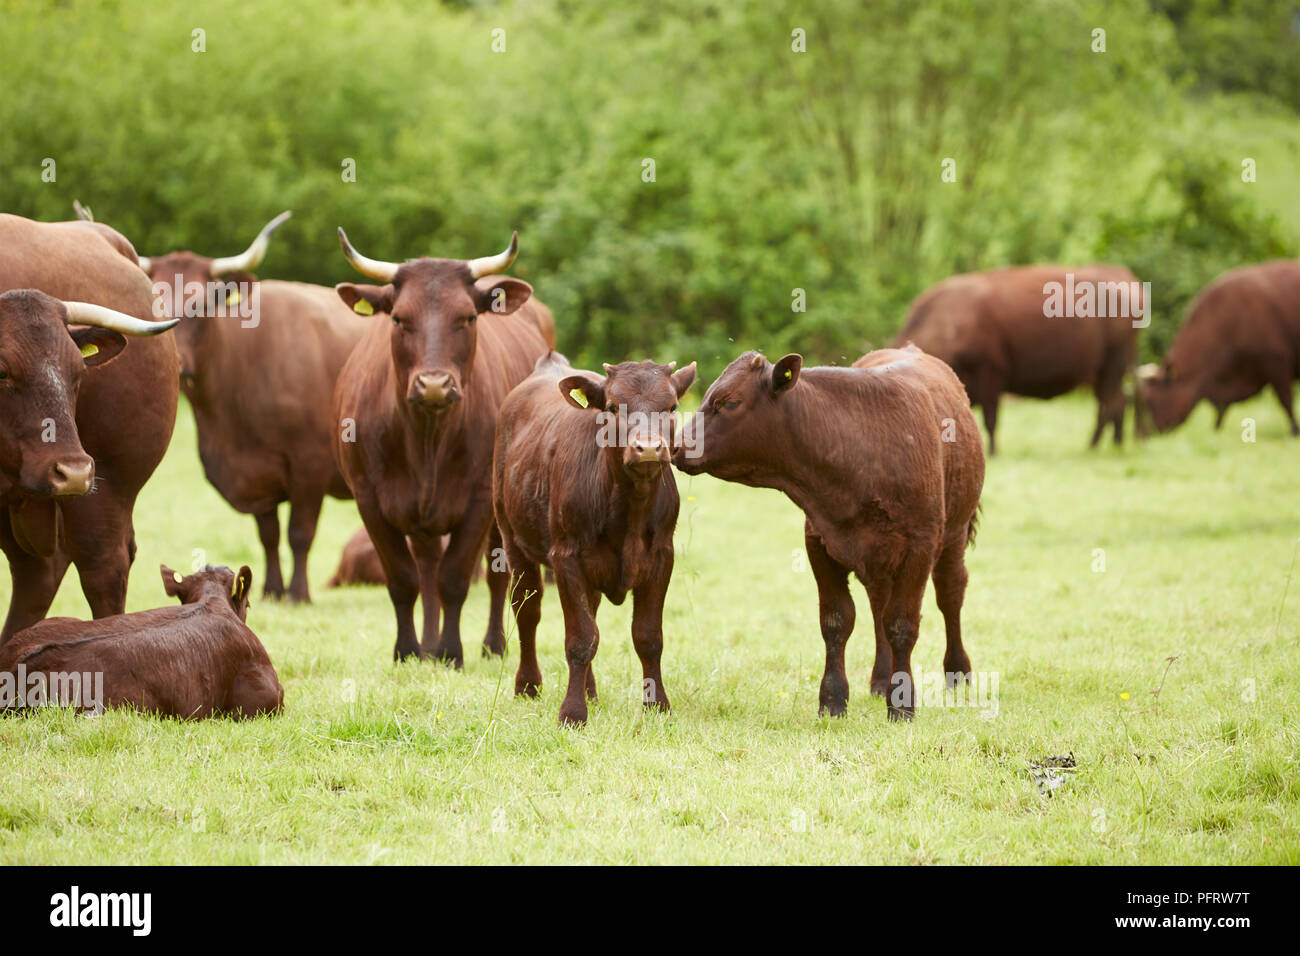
[494,353,696,725]
[0,564,283,718]
[675,346,984,720]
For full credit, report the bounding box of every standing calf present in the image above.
[494,354,696,725]
[675,346,984,720]
[0,564,283,718]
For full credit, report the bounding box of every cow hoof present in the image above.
[887,706,915,723]
[481,642,506,659]
[515,679,541,698]
[944,667,973,690]
[869,679,889,698]
[557,706,588,727]
[428,650,464,670]
[818,700,848,718]
[393,645,420,663]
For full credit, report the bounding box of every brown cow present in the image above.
[894,265,1145,454]
[0,563,283,718]
[139,212,371,602]
[674,346,984,720]
[332,229,551,663]
[0,216,180,643]
[494,353,696,725]
[325,527,498,589]
[1139,260,1300,435]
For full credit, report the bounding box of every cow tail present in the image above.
[966,503,981,549]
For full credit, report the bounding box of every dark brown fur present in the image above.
[333,245,549,663]
[1142,260,1300,434]
[0,564,282,718]
[325,526,486,588]
[494,353,696,725]
[675,346,984,720]
[895,265,1144,453]
[0,215,179,644]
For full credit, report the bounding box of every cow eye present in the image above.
[0,368,8,380]
[391,314,402,327]
[670,403,678,412]
[606,403,617,414]
[467,314,477,324]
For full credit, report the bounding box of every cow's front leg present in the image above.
[410,533,446,663]
[551,549,599,726]
[805,523,856,716]
[631,561,672,713]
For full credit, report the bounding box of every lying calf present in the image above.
[494,353,696,725]
[0,564,283,718]
[675,346,985,720]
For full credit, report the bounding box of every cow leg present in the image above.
[1213,404,1228,430]
[1266,371,1300,436]
[0,545,65,646]
[932,540,973,688]
[504,545,544,697]
[255,510,285,600]
[409,533,446,664]
[481,523,509,657]
[359,504,420,661]
[61,495,133,620]
[972,375,1001,455]
[1092,353,1127,447]
[805,522,855,715]
[429,507,492,667]
[631,560,672,713]
[882,554,931,721]
[286,493,323,604]
[863,575,895,698]
[551,550,599,726]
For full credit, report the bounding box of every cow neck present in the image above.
[187,314,236,411]
[608,451,669,538]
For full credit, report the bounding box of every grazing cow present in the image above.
[1139,260,1300,435]
[674,346,984,720]
[894,265,1145,453]
[139,212,372,602]
[332,229,551,663]
[0,215,180,644]
[0,563,283,718]
[494,353,696,725]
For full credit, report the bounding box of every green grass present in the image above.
[2,390,1298,864]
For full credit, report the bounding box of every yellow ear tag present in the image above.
[353,299,374,315]
[226,289,241,306]
[569,388,589,408]
[784,369,792,379]
[80,342,100,358]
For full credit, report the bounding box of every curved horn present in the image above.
[210,210,292,277]
[467,231,518,279]
[337,227,400,282]
[73,200,94,222]
[62,301,179,336]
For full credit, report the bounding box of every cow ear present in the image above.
[771,353,802,395]
[160,564,184,599]
[671,361,697,398]
[70,327,127,368]
[232,565,253,617]
[474,278,532,316]
[336,283,393,316]
[559,374,605,411]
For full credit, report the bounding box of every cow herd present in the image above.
[1,207,1297,724]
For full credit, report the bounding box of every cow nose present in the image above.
[410,371,460,407]
[626,436,669,466]
[48,457,95,496]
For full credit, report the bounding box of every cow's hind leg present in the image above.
[409,533,446,664]
[932,539,973,689]
[551,549,599,726]
[286,493,324,604]
[881,553,931,721]
[481,523,509,657]
[429,503,493,667]
[805,521,856,715]
[255,510,285,599]
[1265,365,1300,436]
[505,545,545,697]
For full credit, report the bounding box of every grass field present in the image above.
[1,389,1298,865]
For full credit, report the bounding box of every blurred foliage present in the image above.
[1,0,1297,378]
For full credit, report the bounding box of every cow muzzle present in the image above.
[409,370,462,408]
[34,455,95,497]
[625,436,670,468]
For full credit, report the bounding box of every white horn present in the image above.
[73,200,94,222]
[137,256,153,274]
[210,210,292,277]
[467,231,518,279]
[62,301,179,336]
[337,227,400,282]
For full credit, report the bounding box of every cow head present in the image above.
[335,229,532,415]
[0,290,178,499]
[1136,362,1197,433]
[161,563,253,621]
[674,350,802,482]
[559,360,697,477]
[140,212,290,387]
